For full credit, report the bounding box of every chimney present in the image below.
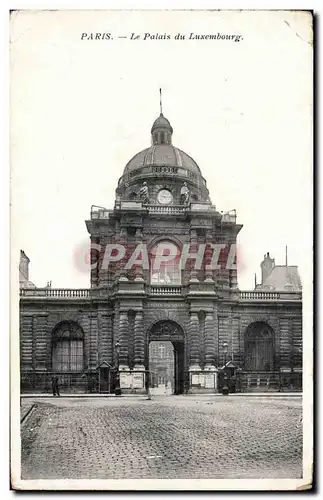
[19,250,30,281]
[260,251,275,285]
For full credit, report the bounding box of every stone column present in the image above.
[118,310,129,369]
[189,230,199,283]
[204,312,216,369]
[133,311,145,369]
[118,228,128,282]
[134,229,144,282]
[21,314,33,371]
[132,310,146,391]
[204,230,214,283]
[90,236,100,287]
[98,313,113,366]
[114,220,121,281]
[189,311,201,370]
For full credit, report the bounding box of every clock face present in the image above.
[157,189,173,205]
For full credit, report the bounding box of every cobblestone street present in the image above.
[21,396,302,480]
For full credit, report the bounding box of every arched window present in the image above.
[244,322,274,371]
[52,321,84,372]
[149,241,181,285]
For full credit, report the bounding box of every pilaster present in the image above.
[119,310,129,369]
[189,311,201,370]
[133,310,145,369]
[204,312,216,369]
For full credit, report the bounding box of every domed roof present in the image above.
[124,144,201,175]
[123,109,202,177]
[151,113,173,134]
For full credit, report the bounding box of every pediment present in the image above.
[96,360,113,369]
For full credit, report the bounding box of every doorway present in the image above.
[173,341,185,394]
[149,341,174,395]
[148,320,186,395]
[244,322,275,371]
[99,367,111,393]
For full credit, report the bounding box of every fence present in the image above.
[20,371,99,394]
[235,371,302,392]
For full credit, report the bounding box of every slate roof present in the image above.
[256,265,302,291]
[124,144,201,175]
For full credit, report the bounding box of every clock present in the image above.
[157,189,173,205]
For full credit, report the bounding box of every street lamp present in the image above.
[222,341,229,395]
[114,341,121,396]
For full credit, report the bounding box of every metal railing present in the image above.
[20,371,98,393]
[90,201,232,218]
[90,205,111,219]
[235,371,302,392]
[221,209,237,223]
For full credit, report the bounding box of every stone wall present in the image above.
[19,295,302,393]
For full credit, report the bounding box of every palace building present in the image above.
[19,107,302,394]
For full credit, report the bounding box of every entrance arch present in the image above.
[148,320,185,395]
[51,320,84,372]
[244,321,275,371]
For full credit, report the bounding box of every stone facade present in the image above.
[19,111,302,394]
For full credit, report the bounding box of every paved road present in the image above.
[21,396,302,480]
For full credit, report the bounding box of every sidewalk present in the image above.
[21,392,302,398]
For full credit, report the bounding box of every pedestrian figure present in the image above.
[52,374,60,396]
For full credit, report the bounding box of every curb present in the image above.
[20,393,302,399]
[21,403,37,424]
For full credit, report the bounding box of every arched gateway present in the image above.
[148,320,186,395]
[244,321,275,371]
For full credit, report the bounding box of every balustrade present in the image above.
[239,291,301,301]
[149,285,182,295]
[147,205,187,215]
[19,287,301,301]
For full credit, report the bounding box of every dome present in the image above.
[151,113,173,134]
[124,144,201,175]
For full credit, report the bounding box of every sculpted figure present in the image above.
[180,182,190,205]
[138,182,149,204]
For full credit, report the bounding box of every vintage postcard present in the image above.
[10,9,313,491]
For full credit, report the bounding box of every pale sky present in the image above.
[10,10,313,290]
